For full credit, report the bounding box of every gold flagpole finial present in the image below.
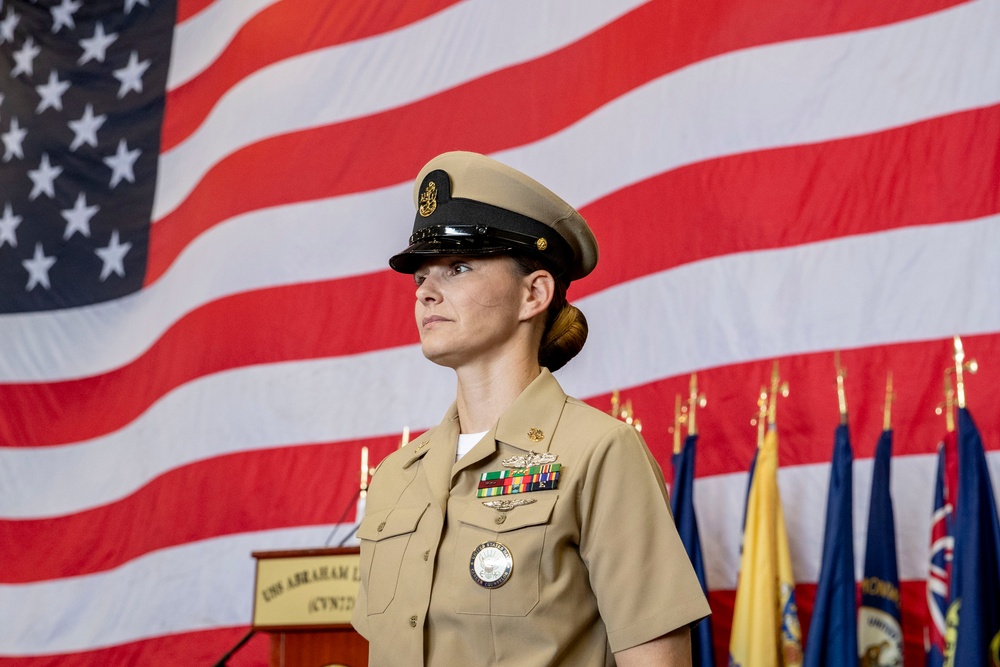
[752,386,768,448]
[935,374,956,433]
[767,361,789,427]
[835,351,848,425]
[952,336,978,409]
[360,445,371,499]
[400,426,410,448]
[672,393,683,455]
[624,399,642,432]
[687,373,707,437]
[610,390,621,417]
[883,371,894,431]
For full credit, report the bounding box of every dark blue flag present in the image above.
[925,433,955,667]
[0,0,175,313]
[945,408,1000,666]
[804,423,857,667]
[670,433,716,667]
[858,429,903,665]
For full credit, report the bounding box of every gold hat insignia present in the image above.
[418,181,437,217]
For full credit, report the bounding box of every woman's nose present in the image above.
[416,274,440,302]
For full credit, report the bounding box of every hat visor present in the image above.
[388,237,514,274]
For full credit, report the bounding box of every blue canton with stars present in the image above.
[0,0,175,313]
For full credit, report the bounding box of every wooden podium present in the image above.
[251,547,369,667]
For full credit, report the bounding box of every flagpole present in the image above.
[952,335,978,409]
[834,350,848,425]
[766,361,789,428]
[673,394,683,455]
[883,371,894,432]
[687,373,706,438]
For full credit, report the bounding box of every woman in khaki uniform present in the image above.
[351,151,710,666]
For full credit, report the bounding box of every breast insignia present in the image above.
[470,541,513,588]
[482,498,537,512]
[501,450,556,468]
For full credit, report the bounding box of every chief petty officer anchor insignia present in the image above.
[469,438,560,589]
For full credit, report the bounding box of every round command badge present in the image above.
[470,541,513,588]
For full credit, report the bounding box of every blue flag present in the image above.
[804,423,857,667]
[945,408,1000,666]
[858,429,902,665]
[926,433,956,667]
[670,433,716,667]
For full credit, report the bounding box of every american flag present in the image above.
[1,0,999,664]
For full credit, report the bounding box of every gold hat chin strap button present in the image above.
[535,237,548,251]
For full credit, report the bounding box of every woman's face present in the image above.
[413,255,530,369]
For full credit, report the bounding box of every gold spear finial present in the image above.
[767,361,789,427]
[610,389,621,417]
[835,351,848,425]
[360,446,371,499]
[687,373,707,437]
[751,386,768,448]
[935,373,956,433]
[673,393,683,454]
[883,371,894,431]
[952,336,978,409]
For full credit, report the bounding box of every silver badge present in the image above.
[501,450,557,469]
[470,541,513,588]
[482,498,537,512]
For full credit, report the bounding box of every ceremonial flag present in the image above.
[670,433,715,667]
[945,408,1000,666]
[729,426,803,667]
[803,423,856,667]
[924,432,956,667]
[1,0,999,664]
[859,429,903,666]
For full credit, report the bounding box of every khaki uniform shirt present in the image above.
[351,370,710,666]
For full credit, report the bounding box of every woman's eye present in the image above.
[452,263,470,274]
[414,274,426,286]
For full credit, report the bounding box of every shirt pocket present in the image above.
[453,493,558,617]
[357,504,429,615]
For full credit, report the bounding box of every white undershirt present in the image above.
[457,431,489,461]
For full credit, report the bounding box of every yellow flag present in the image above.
[729,427,803,667]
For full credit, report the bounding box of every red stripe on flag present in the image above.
[0,436,400,583]
[163,0,463,151]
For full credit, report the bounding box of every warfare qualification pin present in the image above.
[470,541,513,588]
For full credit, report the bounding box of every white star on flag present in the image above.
[95,230,131,281]
[2,116,27,161]
[124,0,150,15]
[60,193,99,239]
[0,202,21,248]
[22,242,56,291]
[78,22,117,65]
[11,36,40,78]
[27,153,62,200]
[113,51,150,99]
[50,0,82,34]
[103,139,140,188]
[68,104,106,151]
[0,7,19,44]
[36,70,72,113]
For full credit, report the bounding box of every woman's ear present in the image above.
[520,270,555,322]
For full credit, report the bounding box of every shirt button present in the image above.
[494,514,506,525]
[377,521,386,532]
[409,615,418,627]
[423,550,430,561]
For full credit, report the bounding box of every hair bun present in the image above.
[539,304,588,372]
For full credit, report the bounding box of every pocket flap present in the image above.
[459,494,558,533]
[357,504,429,541]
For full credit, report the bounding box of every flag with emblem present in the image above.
[945,408,1000,666]
[859,428,903,666]
[729,426,803,667]
[925,432,956,667]
[670,432,715,667]
[803,423,857,667]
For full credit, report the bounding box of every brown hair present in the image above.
[511,255,588,372]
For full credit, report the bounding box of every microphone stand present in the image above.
[211,628,256,667]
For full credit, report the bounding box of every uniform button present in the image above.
[409,615,418,627]
[377,521,386,532]
[423,550,430,561]
[494,514,506,525]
